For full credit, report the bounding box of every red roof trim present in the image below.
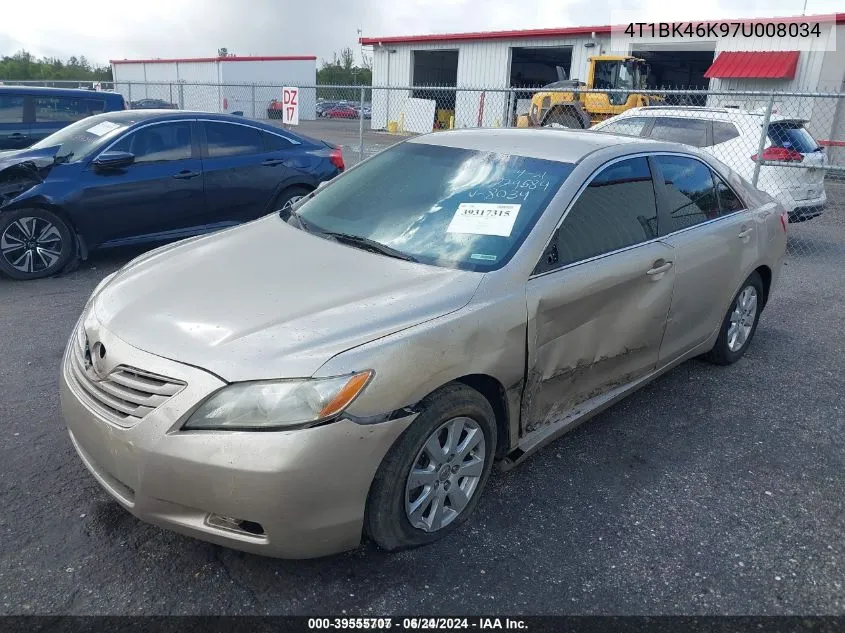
[110,56,316,65]
[360,12,843,45]
[704,51,800,79]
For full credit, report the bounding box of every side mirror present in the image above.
[93,151,135,171]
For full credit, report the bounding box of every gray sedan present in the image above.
[60,128,788,558]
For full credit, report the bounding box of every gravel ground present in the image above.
[0,181,843,616]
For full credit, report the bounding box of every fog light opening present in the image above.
[206,514,265,537]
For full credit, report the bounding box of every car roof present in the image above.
[409,127,648,163]
[0,85,123,99]
[608,106,808,126]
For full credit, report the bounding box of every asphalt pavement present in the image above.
[1,189,844,616]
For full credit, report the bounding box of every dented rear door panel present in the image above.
[524,241,675,435]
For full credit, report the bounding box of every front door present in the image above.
[72,120,206,247]
[524,156,675,434]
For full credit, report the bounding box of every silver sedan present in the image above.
[60,128,787,558]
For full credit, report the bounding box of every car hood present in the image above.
[0,145,59,171]
[91,216,483,382]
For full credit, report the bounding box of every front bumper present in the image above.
[60,317,414,558]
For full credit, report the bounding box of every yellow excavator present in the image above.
[517,55,659,129]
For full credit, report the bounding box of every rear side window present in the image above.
[205,122,264,158]
[767,121,819,153]
[34,96,89,122]
[111,122,193,163]
[655,156,720,232]
[85,99,107,115]
[713,172,745,213]
[712,121,740,145]
[598,117,651,137]
[536,157,658,273]
[650,118,709,148]
[0,95,25,123]
[263,131,295,151]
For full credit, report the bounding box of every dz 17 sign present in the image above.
[282,87,299,125]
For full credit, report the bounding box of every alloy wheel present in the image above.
[405,416,486,533]
[1,217,64,274]
[727,285,758,352]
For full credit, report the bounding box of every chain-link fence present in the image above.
[3,79,842,260]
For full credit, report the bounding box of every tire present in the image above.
[0,208,76,280]
[701,272,764,365]
[543,109,582,129]
[365,383,497,552]
[273,186,312,213]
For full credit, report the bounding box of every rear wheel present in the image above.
[0,208,76,280]
[273,186,311,212]
[365,384,497,552]
[702,272,764,365]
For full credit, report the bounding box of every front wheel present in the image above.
[0,208,76,280]
[702,272,764,365]
[365,384,497,552]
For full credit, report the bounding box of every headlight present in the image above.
[182,370,374,431]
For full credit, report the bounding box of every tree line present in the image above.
[316,47,372,100]
[0,50,112,81]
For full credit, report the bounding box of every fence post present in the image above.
[752,91,777,189]
[169,83,173,107]
[359,85,366,163]
[251,84,257,119]
[128,82,132,104]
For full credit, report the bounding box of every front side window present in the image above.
[655,155,720,232]
[650,118,709,148]
[0,95,25,123]
[34,96,89,122]
[205,122,264,158]
[534,157,658,274]
[111,122,192,163]
[293,143,575,272]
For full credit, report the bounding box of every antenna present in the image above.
[802,0,808,15]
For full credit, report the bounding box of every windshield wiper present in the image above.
[321,231,419,263]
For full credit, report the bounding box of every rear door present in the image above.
[0,94,30,149]
[654,154,759,362]
[72,119,206,247]
[200,120,297,223]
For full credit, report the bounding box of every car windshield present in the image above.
[29,116,131,162]
[292,142,574,271]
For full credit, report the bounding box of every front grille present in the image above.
[66,325,185,427]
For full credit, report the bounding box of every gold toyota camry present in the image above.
[61,128,788,558]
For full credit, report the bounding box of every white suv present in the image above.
[592,106,828,222]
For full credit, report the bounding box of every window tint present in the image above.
[85,99,107,115]
[649,118,709,148]
[0,95,24,123]
[34,96,90,122]
[536,157,658,273]
[111,122,192,163]
[655,156,720,232]
[767,121,819,153]
[598,117,651,137]
[263,131,294,151]
[205,122,263,157]
[712,121,740,145]
[713,172,745,213]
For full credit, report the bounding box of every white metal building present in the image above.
[361,13,845,136]
[111,55,318,119]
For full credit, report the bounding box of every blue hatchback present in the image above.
[0,86,126,150]
[0,110,344,279]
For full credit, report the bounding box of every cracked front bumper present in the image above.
[60,318,414,559]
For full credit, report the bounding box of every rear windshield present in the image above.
[768,122,820,153]
[293,142,575,271]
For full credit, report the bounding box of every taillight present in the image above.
[780,210,789,232]
[751,146,804,162]
[329,148,344,171]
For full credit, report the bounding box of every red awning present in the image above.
[704,51,800,79]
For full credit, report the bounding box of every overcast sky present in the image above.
[0,0,840,67]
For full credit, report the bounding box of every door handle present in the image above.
[9,133,26,137]
[262,158,286,166]
[172,170,200,180]
[737,227,753,239]
[646,261,673,276]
